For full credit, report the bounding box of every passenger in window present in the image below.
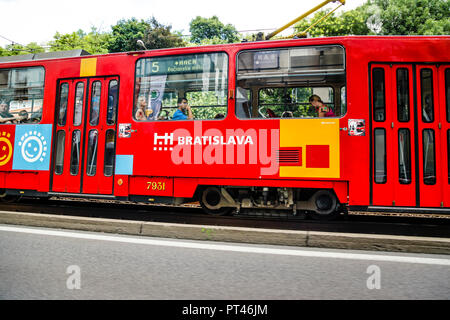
[282,111,293,118]
[309,95,335,117]
[135,96,148,121]
[214,113,225,119]
[59,100,67,125]
[172,98,194,120]
[0,100,26,123]
[422,94,433,122]
[90,96,100,125]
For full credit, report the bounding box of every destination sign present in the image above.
[140,54,218,76]
[253,51,280,70]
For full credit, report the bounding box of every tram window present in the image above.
[258,87,334,118]
[236,45,346,119]
[134,52,228,121]
[70,130,81,176]
[445,69,450,123]
[90,81,101,126]
[107,80,118,125]
[54,130,65,175]
[372,68,385,122]
[73,82,84,126]
[397,68,410,122]
[398,129,411,184]
[86,130,98,176]
[0,67,44,124]
[104,129,115,177]
[57,83,69,126]
[420,69,434,123]
[340,86,346,116]
[374,128,386,184]
[422,129,436,185]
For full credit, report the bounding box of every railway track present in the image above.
[1,197,449,239]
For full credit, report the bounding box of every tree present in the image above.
[293,4,372,37]
[369,0,450,35]
[0,42,45,56]
[189,16,240,44]
[48,28,111,54]
[143,17,186,49]
[108,17,185,53]
[293,0,449,37]
[107,18,148,53]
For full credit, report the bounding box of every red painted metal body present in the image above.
[0,36,449,210]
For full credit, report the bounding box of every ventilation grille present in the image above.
[277,148,302,166]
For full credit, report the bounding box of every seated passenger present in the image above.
[0,101,26,123]
[135,96,147,121]
[172,98,194,120]
[309,94,335,117]
[214,113,225,119]
[282,111,293,118]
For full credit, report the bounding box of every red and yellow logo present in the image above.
[279,119,340,178]
[0,131,13,167]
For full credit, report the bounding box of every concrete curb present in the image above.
[1,211,449,255]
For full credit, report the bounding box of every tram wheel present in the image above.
[0,195,22,203]
[309,190,339,220]
[199,187,233,216]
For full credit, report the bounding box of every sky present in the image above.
[0,0,368,48]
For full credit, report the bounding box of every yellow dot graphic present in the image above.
[0,131,13,166]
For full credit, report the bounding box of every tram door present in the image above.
[51,77,119,195]
[371,64,450,208]
[416,65,450,207]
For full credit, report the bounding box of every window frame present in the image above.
[420,68,434,123]
[235,44,347,120]
[422,129,436,185]
[0,66,45,125]
[133,51,229,122]
[372,67,386,122]
[396,68,410,122]
[374,128,387,184]
[256,86,336,119]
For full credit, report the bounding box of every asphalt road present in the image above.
[0,224,449,300]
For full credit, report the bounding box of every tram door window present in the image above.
[416,65,448,207]
[51,77,119,194]
[371,64,449,208]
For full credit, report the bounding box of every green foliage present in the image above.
[108,17,185,53]
[107,18,150,53]
[294,4,372,37]
[143,17,186,49]
[189,16,240,44]
[0,42,45,56]
[2,1,447,57]
[187,91,227,120]
[294,0,449,37]
[48,28,111,54]
[370,0,450,35]
[259,87,318,117]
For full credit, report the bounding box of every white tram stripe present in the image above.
[1,224,449,266]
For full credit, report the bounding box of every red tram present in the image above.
[0,36,449,218]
